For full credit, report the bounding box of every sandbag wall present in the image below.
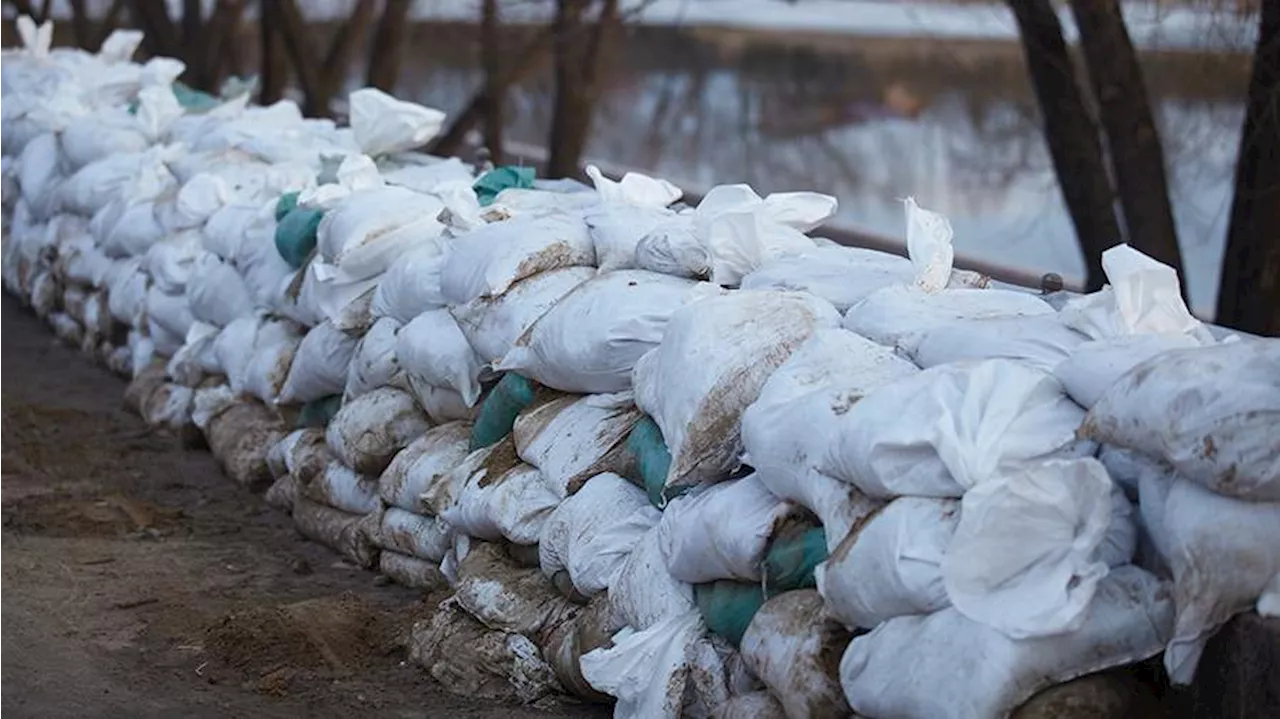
[5,18,1279,719]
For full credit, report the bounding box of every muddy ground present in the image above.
[1,297,602,718]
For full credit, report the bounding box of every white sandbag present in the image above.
[439,449,559,545]
[451,266,595,365]
[49,312,84,346]
[579,611,705,719]
[659,474,799,584]
[377,507,453,562]
[585,164,681,209]
[184,251,254,327]
[943,459,1116,639]
[843,284,1054,352]
[440,212,595,305]
[741,328,917,548]
[17,133,62,220]
[839,566,1173,719]
[326,386,432,475]
[306,461,381,515]
[61,148,176,218]
[586,204,678,272]
[1082,340,1280,501]
[611,525,697,630]
[345,316,403,400]
[821,359,1089,499]
[396,309,486,407]
[368,239,451,323]
[910,314,1091,372]
[267,429,314,481]
[235,214,295,308]
[202,202,260,260]
[489,187,601,219]
[379,421,472,511]
[144,285,195,340]
[348,88,445,156]
[494,270,720,393]
[740,590,853,719]
[277,320,360,404]
[512,392,641,498]
[144,230,200,292]
[408,377,482,424]
[1053,333,1205,410]
[102,257,143,323]
[1059,243,1205,341]
[101,200,165,258]
[740,246,916,312]
[241,327,302,405]
[816,496,958,630]
[539,472,660,598]
[633,290,841,492]
[315,186,445,281]
[1138,468,1280,684]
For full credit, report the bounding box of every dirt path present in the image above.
[1,297,602,718]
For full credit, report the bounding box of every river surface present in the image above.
[381,17,1251,315]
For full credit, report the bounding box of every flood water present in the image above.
[382,22,1251,314]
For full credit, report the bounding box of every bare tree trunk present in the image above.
[259,0,287,104]
[319,0,377,105]
[480,0,505,164]
[1216,1,1280,336]
[1007,0,1118,291]
[366,0,412,92]
[428,25,557,156]
[269,0,376,117]
[1069,0,1184,278]
[547,0,618,178]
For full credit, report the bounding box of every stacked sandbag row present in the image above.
[6,17,1278,719]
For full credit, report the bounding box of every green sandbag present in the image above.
[297,395,343,429]
[625,416,693,509]
[275,191,300,221]
[764,525,827,591]
[470,373,537,450]
[275,206,324,269]
[171,81,220,112]
[473,165,536,207]
[695,580,767,648]
[626,416,675,508]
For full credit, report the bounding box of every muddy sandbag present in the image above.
[440,441,560,545]
[291,497,380,568]
[1011,672,1153,719]
[440,212,595,305]
[408,598,561,703]
[512,391,641,498]
[839,567,1173,719]
[633,290,840,493]
[205,398,288,488]
[378,549,447,589]
[306,461,381,514]
[285,427,330,485]
[1081,340,1280,502]
[326,386,432,475]
[381,422,472,512]
[344,316,403,401]
[455,542,581,640]
[265,473,299,512]
[452,266,596,365]
[141,381,195,433]
[740,590,853,719]
[377,507,453,562]
[540,593,623,703]
[710,691,787,719]
[124,359,168,415]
